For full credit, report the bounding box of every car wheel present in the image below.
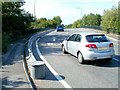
[77,52,84,64]
[62,45,67,54]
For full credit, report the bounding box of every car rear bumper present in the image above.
[57,29,64,32]
[83,50,114,60]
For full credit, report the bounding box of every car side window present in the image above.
[75,34,81,42]
[68,34,76,41]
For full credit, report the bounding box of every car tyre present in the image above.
[62,45,67,54]
[78,52,84,64]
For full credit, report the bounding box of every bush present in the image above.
[2,33,11,53]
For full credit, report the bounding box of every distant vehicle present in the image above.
[62,33,114,64]
[56,25,64,32]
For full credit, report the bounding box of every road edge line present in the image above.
[36,38,72,88]
[107,36,119,41]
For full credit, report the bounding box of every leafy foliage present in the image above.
[118,2,120,34]
[2,2,35,52]
[66,13,101,28]
[66,5,119,35]
[101,6,119,34]
[52,16,62,26]
[33,16,63,28]
[2,2,34,34]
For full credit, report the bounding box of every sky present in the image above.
[22,0,119,25]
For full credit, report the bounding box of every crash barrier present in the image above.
[28,61,45,79]
[23,42,37,89]
[27,33,46,79]
[27,29,54,79]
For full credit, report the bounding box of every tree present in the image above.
[101,6,118,34]
[2,2,34,35]
[70,13,101,28]
[72,19,81,28]
[47,19,56,28]
[81,13,101,26]
[118,1,120,34]
[35,18,47,28]
[52,16,62,26]
[2,1,35,52]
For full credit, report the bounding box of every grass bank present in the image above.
[2,28,47,54]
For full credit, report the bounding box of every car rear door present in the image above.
[67,34,77,54]
[72,34,82,57]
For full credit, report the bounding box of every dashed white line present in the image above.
[36,39,72,88]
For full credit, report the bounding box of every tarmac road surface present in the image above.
[32,28,119,88]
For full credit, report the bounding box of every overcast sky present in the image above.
[22,0,119,25]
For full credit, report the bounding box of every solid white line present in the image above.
[113,58,119,62]
[36,39,72,88]
[107,36,119,41]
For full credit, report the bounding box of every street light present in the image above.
[34,0,36,28]
[76,7,83,19]
[34,0,36,17]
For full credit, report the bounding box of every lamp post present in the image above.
[34,0,36,28]
[76,7,82,19]
[34,0,36,17]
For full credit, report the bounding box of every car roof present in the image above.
[73,32,104,36]
[57,25,63,27]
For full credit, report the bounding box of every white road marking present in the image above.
[53,37,56,42]
[113,58,119,62]
[107,36,119,41]
[36,39,72,88]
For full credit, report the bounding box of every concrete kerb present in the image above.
[23,41,37,90]
[23,31,48,89]
[23,35,39,89]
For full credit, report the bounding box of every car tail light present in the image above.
[85,44,97,48]
[109,43,113,47]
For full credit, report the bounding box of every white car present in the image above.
[62,33,114,64]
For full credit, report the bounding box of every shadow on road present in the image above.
[39,34,120,68]
[2,43,25,66]
[40,65,65,81]
[2,54,24,66]
[83,55,120,68]
[2,77,29,88]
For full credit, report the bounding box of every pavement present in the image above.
[1,43,31,89]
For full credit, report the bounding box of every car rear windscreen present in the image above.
[86,34,109,42]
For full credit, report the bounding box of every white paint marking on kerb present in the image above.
[36,39,72,88]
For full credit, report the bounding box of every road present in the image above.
[33,28,119,88]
